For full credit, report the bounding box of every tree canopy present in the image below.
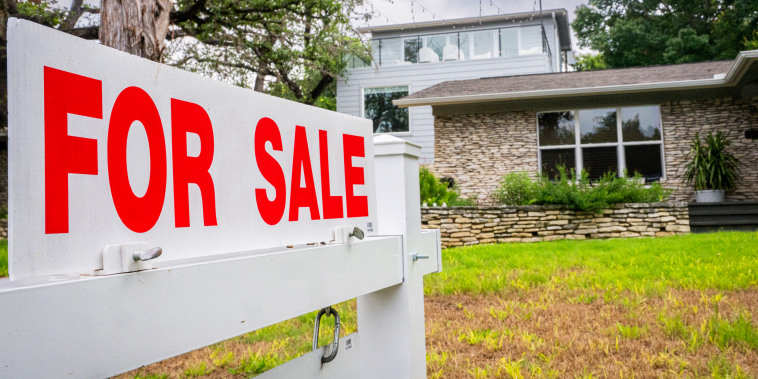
[572,0,758,68]
[0,0,369,131]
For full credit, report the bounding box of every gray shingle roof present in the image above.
[401,60,733,102]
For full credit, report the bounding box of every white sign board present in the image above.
[7,19,377,280]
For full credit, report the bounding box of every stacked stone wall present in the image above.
[421,203,689,248]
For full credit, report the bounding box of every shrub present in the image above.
[495,166,672,212]
[494,172,538,205]
[419,167,474,206]
[683,131,740,191]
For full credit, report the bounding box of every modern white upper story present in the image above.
[337,10,573,163]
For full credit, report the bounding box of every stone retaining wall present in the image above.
[421,203,689,248]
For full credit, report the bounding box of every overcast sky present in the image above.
[355,0,591,52]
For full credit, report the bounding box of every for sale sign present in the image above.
[7,19,377,280]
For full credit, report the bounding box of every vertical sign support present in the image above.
[358,135,430,378]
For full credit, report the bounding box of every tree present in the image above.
[572,53,607,71]
[100,0,172,61]
[572,0,758,68]
[0,0,369,128]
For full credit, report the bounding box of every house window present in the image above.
[537,106,664,181]
[363,86,409,134]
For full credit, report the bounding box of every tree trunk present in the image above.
[100,0,172,62]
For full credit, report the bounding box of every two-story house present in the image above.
[336,10,573,164]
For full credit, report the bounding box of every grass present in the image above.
[0,239,7,277]
[425,231,758,295]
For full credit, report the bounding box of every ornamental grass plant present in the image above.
[495,166,671,212]
[683,131,740,192]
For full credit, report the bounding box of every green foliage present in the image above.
[707,312,758,351]
[616,323,647,339]
[183,361,213,377]
[419,167,474,206]
[495,167,672,212]
[228,348,283,376]
[0,239,7,278]
[494,172,538,205]
[745,31,758,50]
[572,53,607,71]
[171,0,369,106]
[572,0,758,68]
[424,231,758,295]
[683,131,740,191]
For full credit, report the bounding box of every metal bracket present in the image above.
[313,306,340,364]
[96,243,162,276]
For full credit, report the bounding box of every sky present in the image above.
[354,0,591,52]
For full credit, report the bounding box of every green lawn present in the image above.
[119,231,758,378]
[0,239,7,278]
[427,230,758,295]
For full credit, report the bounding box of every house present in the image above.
[337,10,573,163]
[393,51,758,203]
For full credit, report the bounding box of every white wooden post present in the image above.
[357,135,435,378]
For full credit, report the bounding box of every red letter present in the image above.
[319,130,343,219]
[44,67,102,234]
[343,134,368,218]
[255,117,286,225]
[171,99,217,227]
[108,87,167,233]
[289,126,320,221]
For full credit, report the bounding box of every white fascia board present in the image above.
[394,50,758,108]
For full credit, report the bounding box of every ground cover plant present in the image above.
[496,167,671,212]
[102,231,758,378]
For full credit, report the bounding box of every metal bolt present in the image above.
[133,247,162,262]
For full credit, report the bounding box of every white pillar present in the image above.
[358,135,427,378]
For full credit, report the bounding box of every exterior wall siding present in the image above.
[660,96,758,202]
[337,54,550,163]
[336,17,561,164]
[430,96,758,203]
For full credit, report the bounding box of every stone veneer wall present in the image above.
[430,96,758,203]
[421,203,689,248]
[431,111,537,201]
[660,97,758,202]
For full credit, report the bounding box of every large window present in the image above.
[537,106,664,181]
[363,86,409,134]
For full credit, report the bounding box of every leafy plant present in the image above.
[495,166,671,212]
[684,131,740,191]
[419,167,474,206]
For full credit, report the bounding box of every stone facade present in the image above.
[421,203,689,248]
[432,111,537,201]
[660,97,758,202]
[430,96,758,203]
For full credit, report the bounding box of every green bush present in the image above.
[419,167,474,206]
[495,166,672,213]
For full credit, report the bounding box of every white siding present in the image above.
[338,22,561,163]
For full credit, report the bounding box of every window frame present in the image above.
[536,105,666,180]
[361,84,412,136]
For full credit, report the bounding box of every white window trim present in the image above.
[536,106,666,180]
[360,84,413,136]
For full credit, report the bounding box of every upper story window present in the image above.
[363,86,409,134]
[537,106,664,181]
[370,25,547,66]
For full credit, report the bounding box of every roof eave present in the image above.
[394,50,758,108]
